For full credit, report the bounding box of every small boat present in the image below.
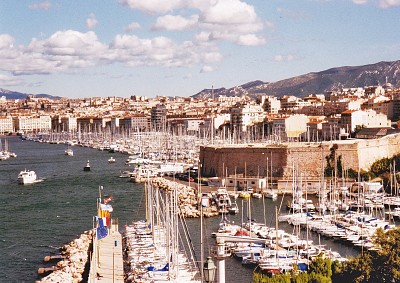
[18,169,44,184]
[264,189,278,200]
[201,192,212,208]
[238,191,250,199]
[108,156,116,163]
[84,160,91,171]
[65,148,73,156]
[214,187,232,214]
[119,170,135,178]
[252,192,262,199]
[229,202,239,215]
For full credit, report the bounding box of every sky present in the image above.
[0,0,399,99]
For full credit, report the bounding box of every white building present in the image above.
[124,115,150,131]
[15,115,52,132]
[272,114,309,140]
[58,116,78,132]
[0,116,13,134]
[230,103,265,132]
[340,109,391,134]
[262,96,281,114]
[184,119,204,132]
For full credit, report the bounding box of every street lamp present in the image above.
[203,256,216,283]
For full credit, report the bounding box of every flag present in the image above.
[104,196,113,204]
[97,226,108,240]
[96,216,108,239]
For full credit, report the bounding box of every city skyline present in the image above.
[0,0,399,99]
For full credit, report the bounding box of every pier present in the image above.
[89,221,124,283]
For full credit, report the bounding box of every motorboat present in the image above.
[229,201,239,215]
[84,160,91,171]
[214,187,232,214]
[108,156,116,163]
[264,189,278,200]
[18,169,43,184]
[65,148,73,156]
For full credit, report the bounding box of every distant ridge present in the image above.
[0,88,60,100]
[193,60,400,99]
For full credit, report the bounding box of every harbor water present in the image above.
[0,136,359,282]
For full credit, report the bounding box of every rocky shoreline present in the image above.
[36,230,93,283]
[151,177,219,218]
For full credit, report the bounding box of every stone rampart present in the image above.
[199,134,400,179]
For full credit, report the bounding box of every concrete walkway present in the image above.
[89,223,124,283]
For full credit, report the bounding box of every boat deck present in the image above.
[89,223,124,282]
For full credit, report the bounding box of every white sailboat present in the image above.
[124,179,201,282]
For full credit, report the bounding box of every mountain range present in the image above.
[1,60,400,100]
[0,88,59,100]
[193,60,400,99]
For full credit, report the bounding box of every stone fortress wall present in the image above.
[199,134,400,179]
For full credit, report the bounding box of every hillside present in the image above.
[0,88,59,100]
[193,60,400,99]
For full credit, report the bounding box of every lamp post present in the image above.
[203,256,216,283]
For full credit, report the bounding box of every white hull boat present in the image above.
[18,169,44,184]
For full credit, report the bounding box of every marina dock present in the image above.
[89,222,124,283]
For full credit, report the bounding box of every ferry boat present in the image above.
[18,169,43,184]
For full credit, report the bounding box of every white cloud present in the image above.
[86,13,98,29]
[0,34,15,48]
[200,65,214,73]
[118,0,185,14]
[28,1,51,10]
[379,0,400,8]
[352,0,400,7]
[125,22,141,32]
[0,74,22,86]
[197,0,265,45]
[0,30,109,75]
[0,23,228,76]
[120,0,265,46]
[200,0,259,26]
[110,34,207,67]
[237,34,265,46]
[152,15,198,31]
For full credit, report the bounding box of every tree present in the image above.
[370,228,400,282]
[333,227,400,283]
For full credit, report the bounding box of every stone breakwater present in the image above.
[151,177,218,218]
[37,230,93,283]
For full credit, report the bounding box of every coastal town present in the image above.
[3,83,400,283]
[1,84,400,141]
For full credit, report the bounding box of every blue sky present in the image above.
[0,0,399,98]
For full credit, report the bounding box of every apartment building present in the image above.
[14,115,51,132]
[124,114,150,132]
[230,103,265,132]
[272,114,309,141]
[0,116,13,134]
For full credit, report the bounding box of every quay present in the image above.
[89,222,124,283]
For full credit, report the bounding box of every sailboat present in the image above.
[124,179,201,282]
